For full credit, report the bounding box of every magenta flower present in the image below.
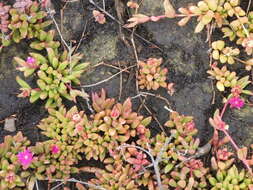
[26,56,35,64]
[51,145,60,154]
[26,56,38,68]
[228,97,244,109]
[17,149,33,167]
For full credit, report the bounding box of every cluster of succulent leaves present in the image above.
[37,105,94,160]
[0,133,80,190]
[207,65,253,97]
[147,112,207,190]
[178,0,246,33]
[84,111,250,190]
[0,0,51,48]
[1,96,253,189]
[211,40,240,65]
[138,58,168,91]
[38,89,151,162]
[15,47,89,108]
[91,89,151,147]
[80,111,203,190]
[0,132,31,189]
[30,140,79,181]
[208,156,253,190]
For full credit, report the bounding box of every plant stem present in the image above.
[223,129,253,175]
[49,178,106,190]
[220,100,229,118]
[219,100,253,175]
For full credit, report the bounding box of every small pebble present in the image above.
[4,117,16,132]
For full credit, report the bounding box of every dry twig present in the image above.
[81,65,136,88]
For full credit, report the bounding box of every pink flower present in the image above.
[25,57,38,69]
[228,97,244,109]
[51,145,60,154]
[17,149,33,168]
[72,113,81,122]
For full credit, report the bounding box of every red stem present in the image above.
[219,101,253,175]
[220,100,229,118]
[148,14,198,22]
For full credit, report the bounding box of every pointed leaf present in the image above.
[164,0,176,18]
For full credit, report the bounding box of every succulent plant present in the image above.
[15,48,89,108]
[0,2,11,33]
[30,140,79,181]
[207,65,238,91]
[0,2,11,48]
[133,112,202,190]
[164,111,199,155]
[177,0,242,33]
[211,40,240,64]
[166,159,208,190]
[91,89,151,146]
[29,29,61,51]
[137,58,168,91]
[7,1,51,45]
[222,11,253,54]
[37,106,90,159]
[13,0,33,13]
[0,132,31,190]
[242,33,253,55]
[207,65,252,97]
[208,163,253,190]
[244,58,253,71]
[88,163,140,190]
[38,105,110,161]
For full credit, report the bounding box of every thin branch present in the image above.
[35,180,40,190]
[49,178,106,190]
[146,143,162,190]
[118,62,123,100]
[131,91,171,107]
[247,0,252,14]
[50,182,64,190]
[118,143,163,190]
[46,7,70,51]
[81,65,136,88]
[143,103,167,135]
[73,19,88,54]
[156,134,174,163]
